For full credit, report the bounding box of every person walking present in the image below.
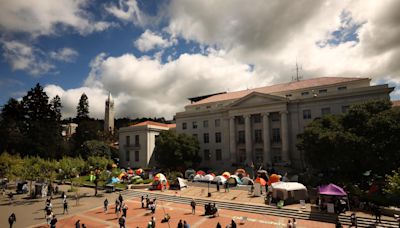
[118,215,126,228]
[177,219,183,228]
[8,213,16,228]
[146,195,149,208]
[374,205,382,223]
[104,198,109,213]
[63,199,68,214]
[216,182,220,192]
[118,193,123,204]
[75,220,81,228]
[292,218,297,228]
[50,215,58,228]
[216,222,221,228]
[287,219,293,228]
[190,199,196,214]
[122,204,128,217]
[231,219,237,228]
[141,195,145,208]
[151,216,156,228]
[183,220,190,228]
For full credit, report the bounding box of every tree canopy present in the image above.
[76,93,89,120]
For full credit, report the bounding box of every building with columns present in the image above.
[104,92,115,133]
[175,77,393,170]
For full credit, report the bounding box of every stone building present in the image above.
[175,77,393,170]
[119,121,176,168]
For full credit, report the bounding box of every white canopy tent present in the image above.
[271,182,308,202]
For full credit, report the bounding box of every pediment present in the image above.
[229,92,286,107]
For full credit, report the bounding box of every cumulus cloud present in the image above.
[105,0,144,26]
[134,30,176,52]
[49,48,79,62]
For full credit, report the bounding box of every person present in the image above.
[216,222,222,228]
[350,213,357,227]
[224,181,229,192]
[161,213,170,223]
[119,193,123,204]
[141,195,145,208]
[104,198,109,213]
[190,199,196,214]
[122,204,128,217]
[231,219,237,228]
[55,185,59,194]
[8,192,13,204]
[146,195,149,208]
[150,201,156,214]
[63,199,68,214]
[119,215,126,228]
[374,205,382,223]
[292,218,297,228]
[75,220,81,228]
[8,213,16,228]
[216,182,220,192]
[183,220,190,228]
[178,219,183,228]
[151,216,156,228]
[287,219,293,228]
[50,215,57,228]
[46,210,53,226]
[82,224,86,228]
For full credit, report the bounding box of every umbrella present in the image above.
[255,177,267,186]
[136,168,143,175]
[196,170,206,176]
[222,171,231,179]
[241,177,254,185]
[204,174,215,181]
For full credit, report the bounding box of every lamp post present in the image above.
[207,181,211,197]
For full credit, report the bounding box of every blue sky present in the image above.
[1,0,400,119]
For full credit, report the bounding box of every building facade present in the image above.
[104,92,115,133]
[119,121,176,168]
[175,77,393,170]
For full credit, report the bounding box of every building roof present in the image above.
[392,100,400,107]
[131,121,176,129]
[190,77,368,105]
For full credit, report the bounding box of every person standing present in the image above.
[183,220,190,228]
[122,204,128,217]
[75,220,81,228]
[8,213,16,228]
[118,215,126,228]
[118,193,123,204]
[63,199,68,214]
[190,199,196,214]
[104,198,109,213]
[115,199,120,214]
[287,219,293,228]
[141,195,145,208]
[50,215,57,228]
[231,219,237,228]
[292,218,297,228]
[146,195,149,208]
[151,216,156,228]
[177,219,183,228]
[216,222,221,228]
[374,205,382,223]
[216,182,220,192]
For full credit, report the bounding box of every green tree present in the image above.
[59,156,85,190]
[385,168,400,196]
[72,120,102,156]
[50,95,62,122]
[81,140,111,158]
[76,93,89,120]
[0,153,21,181]
[0,98,24,153]
[154,130,200,170]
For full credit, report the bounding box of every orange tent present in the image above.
[222,171,231,179]
[255,177,267,186]
[267,174,281,185]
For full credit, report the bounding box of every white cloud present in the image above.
[0,0,113,36]
[49,48,79,62]
[134,30,175,52]
[105,0,144,26]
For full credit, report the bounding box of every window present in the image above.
[203,133,209,143]
[125,151,130,161]
[126,136,130,146]
[238,131,245,143]
[204,149,211,161]
[301,91,309,96]
[215,119,221,127]
[216,149,222,161]
[321,107,331,116]
[192,121,197,129]
[342,105,350,113]
[338,86,347,91]
[319,89,327,94]
[255,149,263,164]
[303,109,312,119]
[272,128,281,143]
[135,135,139,146]
[254,129,262,143]
[237,116,244,125]
[271,112,280,122]
[239,149,246,163]
[215,132,221,143]
[253,114,261,123]
[135,151,139,161]
[182,122,187,130]
[203,120,208,128]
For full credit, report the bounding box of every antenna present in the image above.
[292,61,303,82]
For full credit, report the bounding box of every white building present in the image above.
[104,92,115,134]
[175,77,393,170]
[119,121,176,168]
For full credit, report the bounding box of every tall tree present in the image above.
[0,98,24,153]
[76,93,89,120]
[50,95,62,122]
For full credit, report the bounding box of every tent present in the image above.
[196,170,206,176]
[228,175,242,186]
[235,168,247,178]
[271,182,308,204]
[214,175,227,184]
[150,173,168,190]
[185,169,196,179]
[127,169,134,175]
[193,174,204,182]
[222,171,231,179]
[136,168,143,175]
[267,174,280,185]
[255,177,267,186]
[170,177,188,190]
[318,184,347,196]
[204,174,215,181]
[241,177,254,185]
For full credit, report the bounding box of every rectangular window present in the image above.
[253,114,261,123]
[125,151,129,161]
[203,120,208,128]
[254,129,262,143]
[238,130,245,143]
[182,122,187,130]
[203,133,209,143]
[271,112,280,122]
[215,119,221,127]
[342,105,350,113]
[272,128,281,143]
[135,151,139,162]
[301,91,309,96]
[338,86,347,91]
[239,149,246,163]
[255,149,263,164]
[204,149,210,161]
[303,109,312,119]
[237,116,244,125]
[319,89,327,94]
[215,132,221,143]
[126,136,130,146]
[321,107,331,116]
[135,135,139,146]
[192,121,197,129]
[216,149,222,161]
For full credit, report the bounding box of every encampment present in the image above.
[271,182,308,204]
[169,177,188,190]
[150,173,168,190]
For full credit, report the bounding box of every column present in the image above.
[280,111,289,162]
[244,114,252,163]
[229,117,236,163]
[262,113,271,166]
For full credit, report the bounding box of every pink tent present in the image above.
[318,184,347,196]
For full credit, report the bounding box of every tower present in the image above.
[104,92,115,134]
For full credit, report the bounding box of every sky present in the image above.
[1,0,400,120]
